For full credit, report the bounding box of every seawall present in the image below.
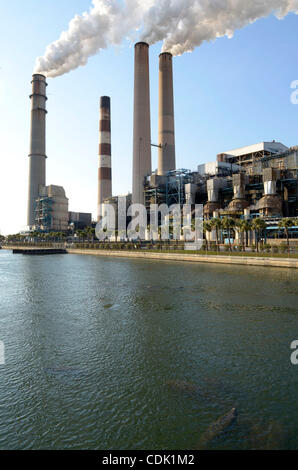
[67,249,298,269]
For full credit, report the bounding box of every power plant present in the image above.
[27,74,69,232]
[27,44,298,237]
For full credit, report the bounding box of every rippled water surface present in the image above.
[0,250,297,449]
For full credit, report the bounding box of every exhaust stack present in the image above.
[158,52,176,175]
[97,96,112,220]
[27,74,47,228]
[132,42,152,205]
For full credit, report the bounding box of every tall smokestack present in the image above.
[27,74,47,228]
[158,52,176,175]
[132,42,152,205]
[97,96,112,220]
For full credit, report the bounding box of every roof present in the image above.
[221,142,289,158]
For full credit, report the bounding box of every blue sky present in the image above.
[0,1,297,235]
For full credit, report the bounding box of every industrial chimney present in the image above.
[158,52,176,175]
[27,74,47,228]
[132,42,152,205]
[97,96,112,220]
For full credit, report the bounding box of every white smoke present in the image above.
[35,0,298,77]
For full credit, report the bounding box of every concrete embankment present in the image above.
[67,249,298,269]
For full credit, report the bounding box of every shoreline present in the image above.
[3,246,298,268]
[66,248,298,269]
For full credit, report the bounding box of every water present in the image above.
[0,249,297,450]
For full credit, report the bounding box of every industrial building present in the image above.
[129,43,298,224]
[143,143,298,221]
[35,185,69,232]
[27,74,69,232]
[26,44,298,238]
[68,212,92,231]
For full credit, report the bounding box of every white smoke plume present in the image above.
[35,0,298,77]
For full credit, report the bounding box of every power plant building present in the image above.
[26,45,298,238]
[129,44,297,222]
[27,74,69,232]
[35,185,69,232]
[69,212,92,230]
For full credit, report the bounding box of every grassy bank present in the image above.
[3,244,298,259]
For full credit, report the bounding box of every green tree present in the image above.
[85,226,95,242]
[222,217,236,252]
[251,218,267,253]
[211,218,222,252]
[278,218,294,254]
[235,219,252,252]
[203,221,213,251]
[242,220,252,250]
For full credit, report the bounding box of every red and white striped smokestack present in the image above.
[132,42,152,205]
[158,52,176,175]
[97,96,112,220]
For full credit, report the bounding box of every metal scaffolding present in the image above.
[165,169,192,206]
[34,197,53,231]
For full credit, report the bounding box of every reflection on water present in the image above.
[0,250,297,449]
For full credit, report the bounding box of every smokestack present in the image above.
[97,96,112,220]
[158,52,176,175]
[27,74,47,228]
[132,42,152,205]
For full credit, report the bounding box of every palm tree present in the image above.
[242,220,252,250]
[235,219,251,252]
[146,224,152,242]
[278,218,294,254]
[251,218,267,253]
[210,218,222,252]
[158,226,162,241]
[203,220,213,251]
[31,231,39,242]
[222,217,235,252]
[235,219,245,251]
[85,226,95,242]
[75,230,83,242]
